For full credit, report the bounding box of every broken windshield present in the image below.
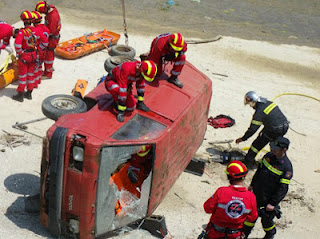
[111,114,166,140]
[95,145,154,236]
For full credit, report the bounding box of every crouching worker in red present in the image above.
[127,145,152,184]
[147,32,187,88]
[105,60,157,122]
[201,161,258,239]
[12,11,38,102]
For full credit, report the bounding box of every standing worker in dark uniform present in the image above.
[248,136,293,239]
[235,91,289,168]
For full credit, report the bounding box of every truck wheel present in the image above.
[42,94,87,121]
[109,45,136,58]
[104,56,135,73]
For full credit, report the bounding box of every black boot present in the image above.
[167,75,183,88]
[136,101,150,112]
[12,91,24,102]
[24,90,32,100]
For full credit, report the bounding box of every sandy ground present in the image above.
[1,6,320,239]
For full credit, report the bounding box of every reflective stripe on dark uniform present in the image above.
[242,101,288,141]
[250,152,293,237]
[242,101,289,166]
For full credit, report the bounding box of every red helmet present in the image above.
[35,1,49,13]
[169,33,185,51]
[137,145,152,157]
[20,10,34,23]
[225,160,248,179]
[32,11,42,23]
[140,60,157,82]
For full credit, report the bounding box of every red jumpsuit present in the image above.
[0,21,13,51]
[43,5,61,78]
[34,24,49,86]
[105,61,145,111]
[148,33,187,78]
[204,185,258,239]
[14,27,38,92]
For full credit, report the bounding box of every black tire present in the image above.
[42,94,87,121]
[104,56,135,73]
[109,45,136,58]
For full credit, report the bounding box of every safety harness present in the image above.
[208,115,235,128]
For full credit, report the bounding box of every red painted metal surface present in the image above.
[40,61,212,238]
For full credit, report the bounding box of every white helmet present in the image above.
[244,91,266,106]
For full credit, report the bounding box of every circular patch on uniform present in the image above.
[225,200,246,219]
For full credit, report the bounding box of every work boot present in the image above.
[24,90,32,100]
[42,75,52,80]
[12,91,24,102]
[167,75,183,88]
[136,101,150,112]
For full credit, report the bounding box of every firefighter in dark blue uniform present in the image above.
[236,91,289,168]
[248,136,293,239]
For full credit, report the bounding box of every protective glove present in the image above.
[136,101,149,112]
[128,166,139,184]
[4,46,13,54]
[116,111,125,122]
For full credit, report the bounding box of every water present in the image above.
[1,0,319,47]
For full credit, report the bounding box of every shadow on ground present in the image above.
[4,173,52,238]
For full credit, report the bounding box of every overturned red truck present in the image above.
[40,61,212,238]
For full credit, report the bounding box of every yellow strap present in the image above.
[262,158,283,176]
[264,103,277,115]
[251,120,263,125]
[280,178,290,184]
[244,221,255,227]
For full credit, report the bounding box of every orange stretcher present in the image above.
[0,54,18,89]
[55,29,120,60]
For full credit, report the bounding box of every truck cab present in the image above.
[40,61,212,239]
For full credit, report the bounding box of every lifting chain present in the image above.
[121,0,129,47]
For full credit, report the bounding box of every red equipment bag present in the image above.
[208,114,235,128]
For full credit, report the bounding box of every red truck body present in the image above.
[40,61,212,238]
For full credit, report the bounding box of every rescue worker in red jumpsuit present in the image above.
[147,32,187,88]
[12,11,44,102]
[0,21,18,54]
[35,1,61,79]
[248,137,293,239]
[236,91,289,169]
[32,11,49,87]
[127,144,152,184]
[202,161,258,239]
[105,60,157,122]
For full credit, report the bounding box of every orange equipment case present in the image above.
[55,29,120,60]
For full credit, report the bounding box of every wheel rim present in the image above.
[51,97,78,110]
[116,46,131,52]
[110,56,134,65]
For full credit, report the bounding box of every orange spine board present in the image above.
[55,29,120,60]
